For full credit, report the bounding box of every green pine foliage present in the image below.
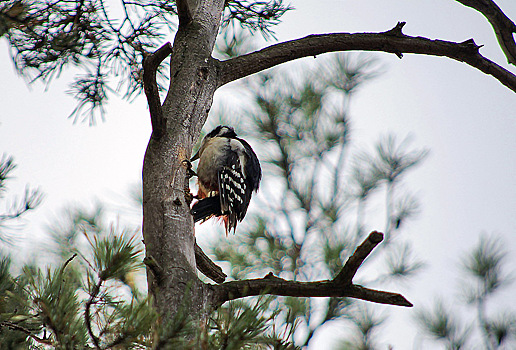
[0,0,291,124]
[206,52,428,348]
[0,33,427,347]
[2,0,513,348]
[0,207,157,348]
[0,155,42,245]
[417,235,516,349]
[0,52,427,347]
[0,205,300,349]
[335,305,386,350]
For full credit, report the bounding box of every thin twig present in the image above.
[0,321,52,345]
[85,278,104,350]
[63,253,77,270]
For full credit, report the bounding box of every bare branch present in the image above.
[210,231,412,309]
[334,231,383,285]
[142,42,172,139]
[218,22,516,93]
[195,241,227,283]
[346,284,412,307]
[211,273,412,309]
[456,0,516,65]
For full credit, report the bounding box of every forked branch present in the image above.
[218,22,516,93]
[210,231,412,309]
[176,0,195,25]
[456,0,516,65]
[143,42,172,139]
[334,231,383,285]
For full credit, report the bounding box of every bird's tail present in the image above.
[191,196,222,222]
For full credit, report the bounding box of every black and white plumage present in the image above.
[191,125,261,234]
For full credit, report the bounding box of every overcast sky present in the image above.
[1,0,515,349]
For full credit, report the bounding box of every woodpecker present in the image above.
[191,125,261,234]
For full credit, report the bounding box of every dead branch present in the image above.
[210,231,412,309]
[143,42,172,139]
[334,231,383,285]
[195,241,227,283]
[218,22,516,93]
[456,0,516,65]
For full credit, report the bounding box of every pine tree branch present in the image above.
[85,278,103,350]
[0,321,53,345]
[195,241,227,283]
[210,231,412,309]
[456,0,516,65]
[143,42,172,139]
[334,231,383,285]
[218,22,516,93]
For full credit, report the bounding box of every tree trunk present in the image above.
[142,0,224,323]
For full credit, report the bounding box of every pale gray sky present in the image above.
[1,1,515,349]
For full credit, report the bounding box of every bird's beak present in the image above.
[191,150,200,162]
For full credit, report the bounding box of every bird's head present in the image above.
[206,125,237,139]
[191,125,237,161]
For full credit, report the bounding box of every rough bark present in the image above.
[456,0,516,65]
[142,0,225,322]
[195,241,227,283]
[140,0,516,326]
